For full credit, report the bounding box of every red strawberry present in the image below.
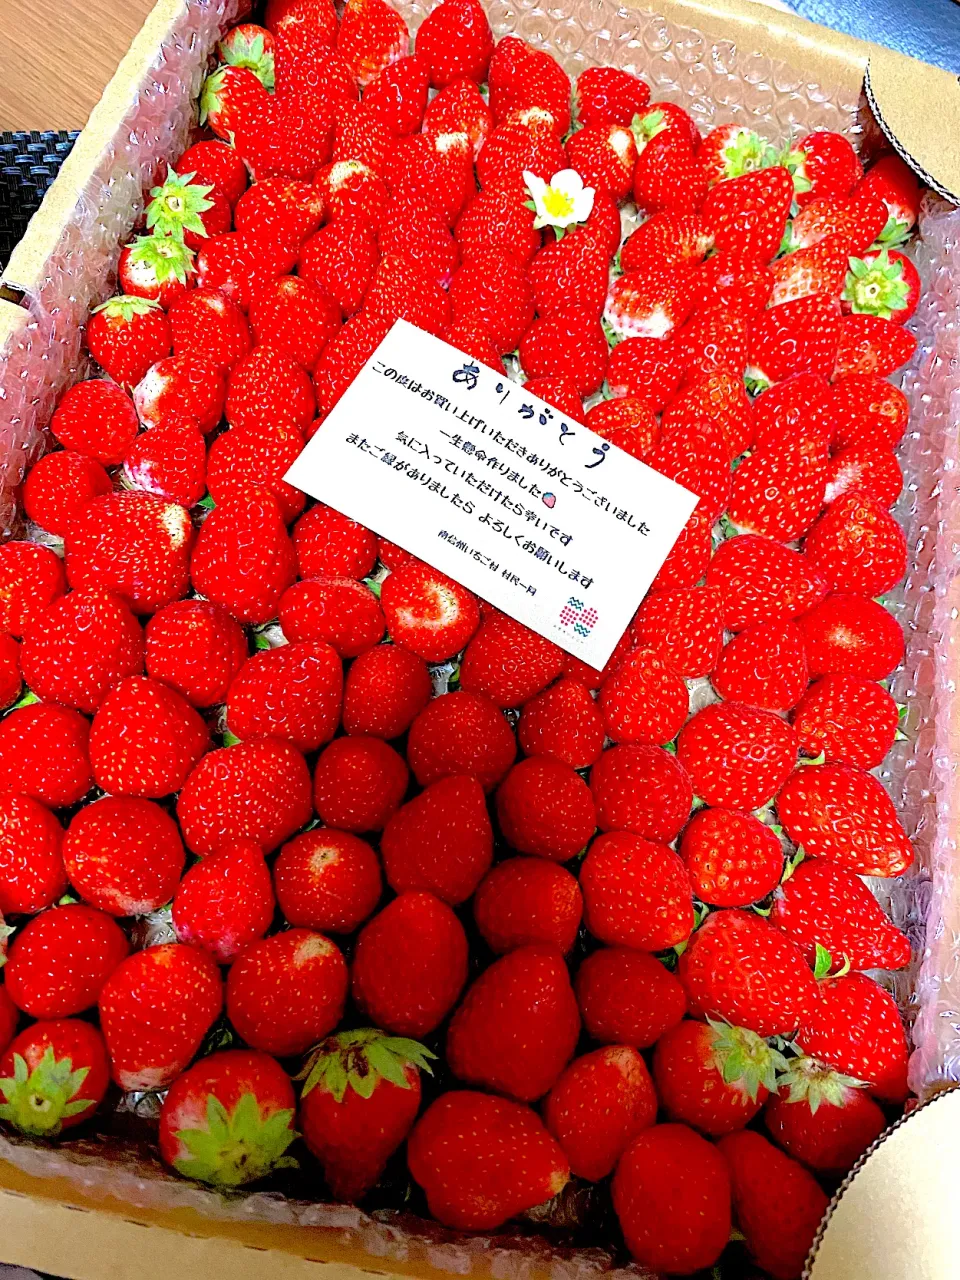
[473,857,582,956]
[631,584,724,677]
[380,560,480,661]
[854,153,921,242]
[495,757,596,862]
[747,295,842,387]
[365,54,431,135]
[407,691,516,792]
[0,987,14,1055]
[662,369,753,461]
[680,807,784,907]
[488,37,571,133]
[575,66,650,128]
[653,1019,784,1136]
[123,418,207,508]
[194,232,298,311]
[751,370,834,451]
[769,232,852,305]
[134,353,226,432]
[575,946,687,1048]
[0,704,92,809]
[225,345,315,433]
[176,139,249,206]
[273,828,381,935]
[20,588,144,715]
[679,909,818,1037]
[415,0,492,87]
[278,577,382,658]
[0,633,20,710]
[226,928,347,1056]
[770,858,910,971]
[191,490,297,625]
[460,614,563,708]
[199,64,270,138]
[633,133,707,215]
[477,108,567,196]
[169,287,252,372]
[599,648,689,746]
[315,157,389,233]
[788,130,863,207]
[798,971,909,1102]
[520,306,609,395]
[446,945,579,1101]
[585,396,660,459]
[22,450,112,538]
[613,1125,732,1274]
[605,334,683,409]
[843,247,920,323]
[797,593,904,679]
[545,1045,657,1181]
[387,130,477,223]
[604,263,694,340]
[0,541,66,637]
[621,211,712,272]
[380,775,490,903]
[825,441,903,509]
[712,619,809,711]
[144,599,248,707]
[834,311,918,379]
[701,166,794,263]
[408,1090,569,1230]
[764,1057,886,1174]
[342,643,432,738]
[269,1,339,82]
[63,795,184,917]
[352,891,468,1036]
[793,674,899,770]
[358,252,453,336]
[719,1129,829,1280]
[233,90,336,181]
[298,217,378,316]
[172,840,275,964]
[337,0,407,88]
[674,304,750,381]
[118,234,196,309]
[89,675,209,797]
[233,179,324,253]
[50,379,139,465]
[159,1049,295,1188]
[517,677,604,769]
[455,188,542,265]
[313,736,407,832]
[4,905,128,1018]
[449,248,535,351]
[225,641,342,753]
[646,419,732,522]
[777,762,913,877]
[206,423,306,524]
[292,503,377,580]
[424,79,493,158]
[86,296,171,388]
[580,831,693,951]
[99,943,222,1091]
[697,250,774,316]
[567,123,637,201]
[790,193,887,255]
[677,701,799,810]
[0,1019,109,1137]
[804,491,906,595]
[178,737,312,856]
[0,794,66,915]
[590,743,693,843]
[378,190,461,286]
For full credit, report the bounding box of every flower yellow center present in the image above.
[543,186,575,220]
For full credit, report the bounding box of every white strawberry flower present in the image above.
[523,168,596,238]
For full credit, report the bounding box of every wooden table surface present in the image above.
[0,0,156,131]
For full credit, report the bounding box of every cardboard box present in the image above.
[2,2,960,1277]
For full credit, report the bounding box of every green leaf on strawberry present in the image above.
[173,1091,298,1187]
[128,233,196,285]
[10,688,40,710]
[92,294,164,322]
[775,1055,868,1114]
[219,28,275,91]
[0,1047,94,1138]
[298,1027,436,1104]
[146,168,214,242]
[843,250,910,320]
[706,1018,789,1102]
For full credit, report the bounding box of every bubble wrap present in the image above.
[0,0,959,1271]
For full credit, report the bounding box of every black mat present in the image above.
[0,130,79,270]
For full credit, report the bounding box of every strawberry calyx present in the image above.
[0,920,14,966]
[775,1054,868,1114]
[218,28,275,91]
[876,212,911,249]
[779,143,814,196]
[813,943,852,982]
[0,1047,94,1137]
[630,108,667,151]
[93,294,163,322]
[146,169,214,242]
[298,1027,435,1102]
[843,250,910,319]
[706,1017,789,1101]
[172,1092,298,1187]
[719,129,779,182]
[128,233,196,285]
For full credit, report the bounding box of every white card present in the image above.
[285,320,700,670]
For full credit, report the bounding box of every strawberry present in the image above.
[379,774,489,902]
[196,221,305,312]
[825,441,903,509]
[460,614,563,708]
[0,541,66,637]
[495,757,596,862]
[19,588,144,715]
[274,41,357,110]
[233,91,335,181]
[701,125,777,188]
[727,435,827,540]
[521,376,584,420]
[331,102,393,173]
[0,794,66,915]
[653,1019,784,1135]
[50,379,139,465]
[697,250,773,316]
[574,946,687,1048]
[793,673,899,770]
[89,675,209,798]
[456,189,542,266]
[225,641,342,753]
[631,584,724,677]
[313,735,407,832]
[679,909,818,1037]
[854,153,921,243]
[364,55,431,135]
[612,1125,732,1274]
[352,891,468,1035]
[386,128,477,221]
[769,232,852,305]
[4,905,128,1018]
[378,190,461,285]
[604,263,694,340]
[199,65,270,139]
[674,304,750,381]
[679,807,784,907]
[407,690,516,792]
[415,0,492,87]
[718,1129,829,1280]
[606,334,683,408]
[144,599,247,707]
[0,1019,109,1137]
[123,419,207,508]
[477,107,567,195]
[172,840,275,964]
[797,593,904,679]
[442,319,504,372]
[337,0,408,88]
[226,928,347,1056]
[790,193,887,254]
[0,705,91,810]
[517,677,604,769]
[273,828,381,935]
[746,295,842,387]
[567,123,637,201]
[662,369,753,461]
[712,619,809,711]
[424,80,494,159]
[580,831,693,951]
[834,312,918,378]
[315,159,389,230]
[677,701,798,810]
[191,490,297,625]
[798,971,908,1102]
[701,166,794,264]
[176,139,249,206]
[134,353,226,432]
[446,945,579,1101]
[380,560,480,660]
[488,37,571,134]
[278,577,383,658]
[590,743,693,843]
[473,857,582,956]
[268,0,338,72]
[764,1057,886,1174]
[788,130,862,207]
[146,169,231,250]
[169,287,252,372]
[63,795,184,917]
[574,66,650,128]
[751,371,834,451]
[584,396,659,458]
[232,178,325,253]
[0,634,21,710]
[86,296,171,388]
[99,944,223,1091]
[298,217,379,316]
[342,643,432,738]
[118,234,196,308]
[632,132,707,215]
[159,1049,295,1188]
[22,450,112,538]
[449,248,535,352]
[293,502,378,579]
[843,247,920,323]
[771,857,910,971]
[621,212,712,272]
[208,422,307,522]
[361,250,452,334]
[804,490,906,595]
[409,1090,569,1230]
[545,1045,657,1181]
[599,648,689,746]
[178,737,312,856]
